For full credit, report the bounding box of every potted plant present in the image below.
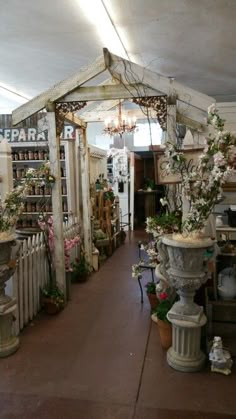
[153,292,173,349]
[148,106,236,371]
[145,281,159,310]
[72,248,93,282]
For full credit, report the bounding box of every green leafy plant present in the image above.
[153,291,176,322]
[104,189,115,202]
[41,285,65,310]
[72,249,93,281]
[146,212,182,239]
[145,281,156,294]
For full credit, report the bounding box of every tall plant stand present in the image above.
[162,235,214,372]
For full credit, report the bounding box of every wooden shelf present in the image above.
[12,160,65,163]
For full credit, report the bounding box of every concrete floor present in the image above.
[0,231,236,419]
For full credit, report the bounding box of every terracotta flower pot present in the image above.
[157,319,172,349]
[147,293,159,310]
[42,297,64,315]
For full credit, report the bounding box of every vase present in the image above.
[157,319,172,349]
[147,293,158,310]
[161,235,214,372]
[42,296,64,315]
[0,237,21,357]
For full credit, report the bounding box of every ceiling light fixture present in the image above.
[78,0,129,59]
[104,101,137,137]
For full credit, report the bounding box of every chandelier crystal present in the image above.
[103,101,137,137]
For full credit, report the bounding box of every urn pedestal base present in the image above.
[167,312,207,372]
[0,302,19,357]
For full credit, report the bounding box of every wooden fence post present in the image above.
[79,128,93,264]
[46,112,66,297]
[0,139,13,202]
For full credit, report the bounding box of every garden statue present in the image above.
[209,336,233,375]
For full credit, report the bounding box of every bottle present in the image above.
[28,150,34,160]
[60,148,65,159]
[19,150,25,160]
[24,150,29,160]
[38,149,44,160]
[34,150,38,160]
[14,151,19,161]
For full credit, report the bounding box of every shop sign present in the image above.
[155,148,204,184]
[0,125,76,142]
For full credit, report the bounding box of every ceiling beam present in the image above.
[64,112,86,129]
[80,108,155,122]
[12,55,106,126]
[59,84,161,102]
[104,48,215,111]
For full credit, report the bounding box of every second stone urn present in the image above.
[161,235,214,372]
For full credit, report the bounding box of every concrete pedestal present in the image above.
[167,313,206,372]
[0,302,19,357]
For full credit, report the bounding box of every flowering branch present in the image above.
[165,105,236,234]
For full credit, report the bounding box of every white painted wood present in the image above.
[12,222,79,332]
[22,240,29,325]
[12,55,106,125]
[105,49,215,111]
[28,236,33,320]
[0,139,13,202]
[130,153,135,231]
[47,112,66,296]
[80,108,156,123]
[167,101,177,144]
[80,129,93,264]
[61,84,160,102]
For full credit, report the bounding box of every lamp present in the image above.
[104,101,137,137]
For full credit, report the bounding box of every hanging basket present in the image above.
[157,319,172,349]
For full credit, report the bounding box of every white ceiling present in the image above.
[1,0,236,113]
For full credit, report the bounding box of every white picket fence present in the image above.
[12,219,80,335]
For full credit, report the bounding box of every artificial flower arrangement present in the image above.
[71,246,93,282]
[163,105,236,237]
[0,162,55,240]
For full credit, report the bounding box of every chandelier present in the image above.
[103,101,137,137]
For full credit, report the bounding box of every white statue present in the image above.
[209,336,233,375]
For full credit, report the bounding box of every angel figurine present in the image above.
[209,336,233,375]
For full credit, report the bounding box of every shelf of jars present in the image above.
[11,144,70,229]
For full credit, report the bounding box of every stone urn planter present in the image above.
[0,237,20,357]
[161,235,214,372]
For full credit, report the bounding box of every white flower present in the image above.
[208,103,217,114]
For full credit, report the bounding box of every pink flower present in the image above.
[159,292,168,300]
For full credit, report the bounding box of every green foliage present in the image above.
[153,299,173,322]
[72,252,93,281]
[145,282,156,294]
[104,190,115,201]
[41,285,65,309]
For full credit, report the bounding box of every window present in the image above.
[134,122,162,147]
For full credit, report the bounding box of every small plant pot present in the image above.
[147,293,159,310]
[42,297,64,315]
[157,319,172,349]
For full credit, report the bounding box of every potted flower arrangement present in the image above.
[145,281,159,310]
[147,106,236,371]
[153,291,173,349]
[72,247,93,282]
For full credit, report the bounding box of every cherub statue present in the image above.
[209,336,233,375]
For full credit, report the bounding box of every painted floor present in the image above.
[0,231,235,419]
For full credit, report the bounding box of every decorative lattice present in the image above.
[55,101,87,136]
[132,96,167,130]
